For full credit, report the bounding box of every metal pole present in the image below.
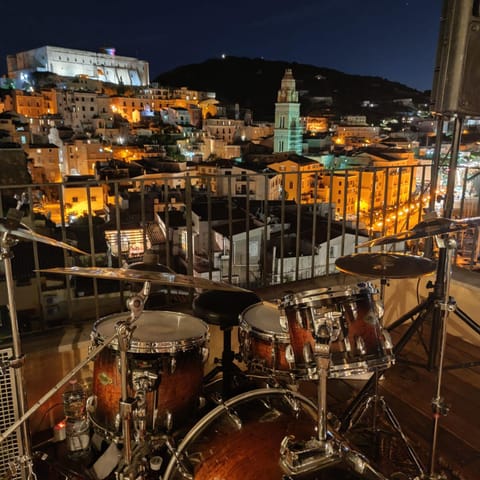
[1,243,32,468]
[428,237,456,477]
[444,116,463,219]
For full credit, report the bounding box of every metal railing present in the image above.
[2,161,480,335]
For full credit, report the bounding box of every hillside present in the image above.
[155,56,429,122]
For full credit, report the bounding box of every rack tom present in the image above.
[281,283,393,378]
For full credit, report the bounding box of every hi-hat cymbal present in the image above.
[37,266,248,292]
[0,218,87,255]
[358,216,480,248]
[335,253,436,279]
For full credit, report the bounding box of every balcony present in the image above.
[0,163,479,479]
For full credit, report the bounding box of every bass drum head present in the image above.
[164,389,381,480]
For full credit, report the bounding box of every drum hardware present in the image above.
[0,194,88,479]
[163,388,389,480]
[343,219,480,479]
[280,283,394,380]
[192,290,261,399]
[334,252,425,475]
[280,311,345,475]
[114,280,153,465]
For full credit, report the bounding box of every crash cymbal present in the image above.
[37,266,248,292]
[335,253,436,279]
[0,218,88,255]
[358,216,480,248]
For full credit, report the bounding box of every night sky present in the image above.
[1,0,442,92]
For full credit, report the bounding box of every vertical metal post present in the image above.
[2,243,32,476]
[444,115,464,219]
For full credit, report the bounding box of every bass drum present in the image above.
[90,310,209,436]
[163,388,385,480]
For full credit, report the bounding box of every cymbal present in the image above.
[0,219,87,255]
[37,266,248,292]
[335,253,436,279]
[358,216,480,248]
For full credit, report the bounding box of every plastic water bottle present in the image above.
[62,379,90,455]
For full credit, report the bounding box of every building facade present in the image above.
[7,45,149,86]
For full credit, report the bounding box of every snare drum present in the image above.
[238,302,292,374]
[281,283,393,378]
[90,310,209,436]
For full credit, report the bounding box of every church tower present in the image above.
[273,69,302,155]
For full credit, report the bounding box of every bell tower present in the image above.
[273,69,302,155]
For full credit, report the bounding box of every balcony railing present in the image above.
[2,161,480,336]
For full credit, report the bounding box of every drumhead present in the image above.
[281,282,377,308]
[92,310,208,353]
[164,388,384,480]
[239,302,288,340]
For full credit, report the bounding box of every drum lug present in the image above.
[302,342,314,364]
[225,408,243,430]
[279,308,289,332]
[163,411,173,432]
[344,337,352,353]
[381,329,393,351]
[201,346,209,364]
[86,394,97,414]
[295,310,305,328]
[169,356,177,374]
[285,344,296,370]
[355,336,367,356]
[284,392,302,416]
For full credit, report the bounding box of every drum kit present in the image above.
[1,200,480,479]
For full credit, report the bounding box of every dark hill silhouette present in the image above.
[154,56,429,122]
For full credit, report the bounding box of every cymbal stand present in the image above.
[114,282,150,476]
[341,236,477,479]
[0,197,36,479]
[425,237,455,479]
[338,276,425,475]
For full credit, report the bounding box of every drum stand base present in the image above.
[343,386,425,477]
[279,435,342,476]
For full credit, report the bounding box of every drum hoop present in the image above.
[163,388,317,480]
[238,317,289,343]
[92,311,209,354]
[282,282,377,308]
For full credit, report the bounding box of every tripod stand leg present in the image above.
[381,400,425,474]
[455,306,480,336]
[340,308,431,433]
[387,298,430,333]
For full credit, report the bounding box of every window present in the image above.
[72,197,79,203]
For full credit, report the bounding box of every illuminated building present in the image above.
[273,69,303,155]
[7,45,149,86]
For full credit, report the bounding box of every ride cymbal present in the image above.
[37,266,248,292]
[335,253,436,279]
[358,216,480,248]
